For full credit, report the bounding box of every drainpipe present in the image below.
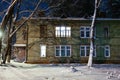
[25,23,28,63]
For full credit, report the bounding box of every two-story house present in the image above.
[13,17,120,63]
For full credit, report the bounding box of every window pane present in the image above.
[104,46,110,57]
[61,50,65,56]
[66,46,70,49]
[86,31,90,37]
[105,50,109,56]
[86,27,90,30]
[86,47,90,56]
[67,50,70,56]
[61,46,65,49]
[81,46,85,50]
[56,27,60,37]
[56,50,60,56]
[80,50,85,56]
[80,31,84,37]
[66,27,71,37]
[80,27,84,30]
[56,46,60,49]
[61,27,65,37]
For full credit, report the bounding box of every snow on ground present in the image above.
[0,61,120,80]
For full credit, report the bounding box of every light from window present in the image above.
[80,26,90,38]
[40,45,46,57]
[55,45,71,57]
[80,45,96,57]
[55,26,71,37]
[104,46,110,57]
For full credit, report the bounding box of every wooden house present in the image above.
[13,17,120,63]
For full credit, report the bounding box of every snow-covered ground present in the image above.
[0,61,120,80]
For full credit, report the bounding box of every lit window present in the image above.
[104,45,110,57]
[80,26,90,38]
[80,45,96,57]
[55,26,71,37]
[55,45,71,57]
[40,45,46,57]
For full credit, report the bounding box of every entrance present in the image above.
[13,44,26,62]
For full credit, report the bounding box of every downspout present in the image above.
[25,23,29,63]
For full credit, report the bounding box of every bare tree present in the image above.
[87,0,102,67]
[0,0,64,64]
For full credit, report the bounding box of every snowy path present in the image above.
[0,63,120,80]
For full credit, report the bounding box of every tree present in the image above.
[87,0,102,67]
[0,0,64,64]
[50,0,94,18]
[109,0,120,18]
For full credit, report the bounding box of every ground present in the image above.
[0,61,120,80]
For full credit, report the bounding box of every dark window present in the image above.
[80,27,90,38]
[22,29,27,40]
[80,45,96,57]
[40,25,47,37]
[104,27,109,37]
[55,45,71,57]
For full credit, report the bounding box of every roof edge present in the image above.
[23,17,120,21]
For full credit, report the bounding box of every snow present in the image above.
[13,44,26,47]
[0,61,120,80]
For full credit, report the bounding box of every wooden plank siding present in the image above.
[14,18,120,64]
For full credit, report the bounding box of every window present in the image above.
[40,25,47,37]
[104,45,110,57]
[104,27,109,37]
[55,45,71,57]
[80,45,96,57]
[80,26,90,38]
[40,45,46,57]
[22,29,27,40]
[55,26,71,37]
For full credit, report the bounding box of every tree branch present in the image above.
[97,0,102,8]
[40,0,65,12]
[0,0,18,32]
[0,9,7,16]
[10,0,42,38]
[18,10,33,14]
[2,0,11,4]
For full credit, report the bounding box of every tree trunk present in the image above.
[0,0,17,64]
[87,0,97,67]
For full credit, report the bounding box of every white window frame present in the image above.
[40,45,46,57]
[55,45,71,57]
[80,26,90,38]
[104,45,110,57]
[80,45,96,57]
[55,26,71,37]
